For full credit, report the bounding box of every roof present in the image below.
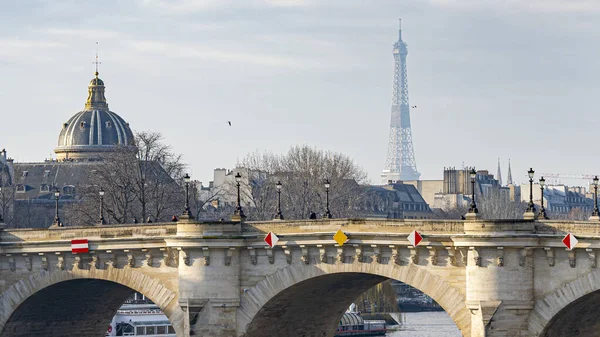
[56,109,134,149]
[340,313,364,326]
[12,161,93,201]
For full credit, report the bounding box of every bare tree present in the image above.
[65,131,185,225]
[235,145,369,220]
[478,189,527,220]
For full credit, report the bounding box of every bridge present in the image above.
[1,218,600,337]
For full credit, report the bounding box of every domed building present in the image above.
[0,70,162,228]
[54,71,136,161]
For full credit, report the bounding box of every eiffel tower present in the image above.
[381,19,420,184]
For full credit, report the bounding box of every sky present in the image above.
[1,0,600,187]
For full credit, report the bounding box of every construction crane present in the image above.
[534,173,597,186]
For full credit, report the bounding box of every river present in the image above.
[386,311,461,337]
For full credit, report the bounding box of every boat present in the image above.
[335,304,387,337]
[105,293,176,336]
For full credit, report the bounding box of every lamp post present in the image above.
[526,168,536,213]
[274,180,284,220]
[53,189,61,227]
[468,168,478,214]
[592,176,599,218]
[324,179,332,219]
[182,173,192,218]
[233,172,246,219]
[539,177,549,219]
[99,188,105,224]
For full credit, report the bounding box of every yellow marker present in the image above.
[333,229,348,246]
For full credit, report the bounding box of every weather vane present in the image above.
[93,42,101,76]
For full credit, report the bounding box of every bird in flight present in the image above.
[227,121,231,126]
[411,105,417,108]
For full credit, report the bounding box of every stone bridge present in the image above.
[1,218,600,337]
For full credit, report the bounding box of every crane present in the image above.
[532,173,597,186]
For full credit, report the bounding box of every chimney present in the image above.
[0,149,6,165]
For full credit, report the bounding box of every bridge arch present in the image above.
[0,268,185,337]
[237,262,470,337]
[530,270,600,337]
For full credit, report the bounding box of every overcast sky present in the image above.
[1,0,600,186]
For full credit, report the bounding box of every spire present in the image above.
[496,158,503,187]
[507,159,513,185]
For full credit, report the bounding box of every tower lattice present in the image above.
[381,19,420,183]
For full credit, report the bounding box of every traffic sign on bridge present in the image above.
[264,232,279,248]
[71,239,89,254]
[562,233,578,250]
[407,230,423,247]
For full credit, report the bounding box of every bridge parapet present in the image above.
[243,218,465,235]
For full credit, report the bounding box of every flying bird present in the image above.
[411,105,417,108]
[227,121,231,126]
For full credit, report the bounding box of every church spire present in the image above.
[497,158,503,187]
[507,159,513,185]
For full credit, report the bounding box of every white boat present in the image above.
[106,293,175,336]
[335,304,387,337]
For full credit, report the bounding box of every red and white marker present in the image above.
[71,239,89,254]
[264,232,279,248]
[562,233,578,250]
[407,230,423,247]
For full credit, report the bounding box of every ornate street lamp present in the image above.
[233,172,246,219]
[539,177,549,219]
[53,189,62,227]
[274,180,284,220]
[468,168,478,214]
[526,168,536,213]
[592,176,599,217]
[99,188,106,224]
[324,179,332,219]
[182,173,193,218]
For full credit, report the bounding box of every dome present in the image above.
[54,72,135,160]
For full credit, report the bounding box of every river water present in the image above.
[386,311,461,337]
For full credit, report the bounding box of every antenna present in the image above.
[398,18,402,41]
[93,42,101,76]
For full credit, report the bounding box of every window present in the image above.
[80,121,87,128]
[168,326,175,334]
[106,121,112,128]
[146,326,156,335]
[157,326,166,334]
[44,170,50,177]
[63,185,75,195]
[16,185,25,193]
[22,171,28,177]
[136,327,145,335]
[40,184,50,192]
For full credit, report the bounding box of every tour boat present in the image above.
[335,304,387,337]
[105,293,175,336]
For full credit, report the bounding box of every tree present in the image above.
[477,189,527,220]
[235,145,369,220]
[354,280,399,313]
[65,131,185,225]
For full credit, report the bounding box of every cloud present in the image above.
[0,39,66,62]
[40,28,122,39]
[137,0,312,13]
[428,0,600,13]
[128,39,317,68]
